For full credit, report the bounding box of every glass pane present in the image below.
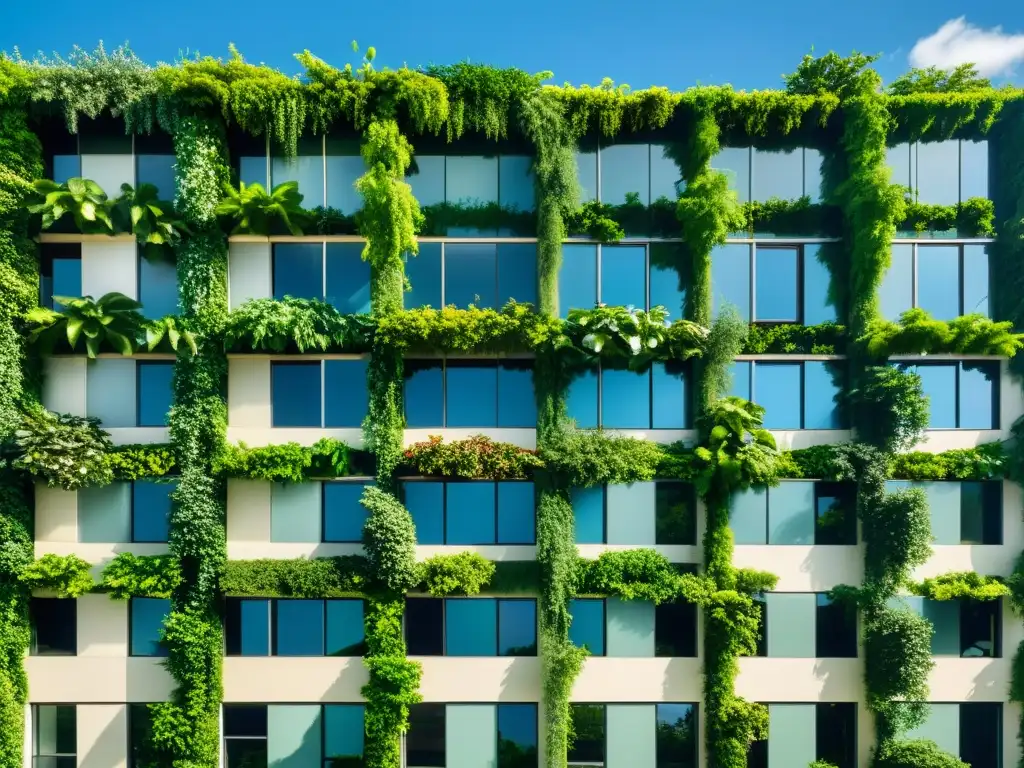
[408,156,446,208]
[136,155,176,200]
[224,705,268,737]
[880,245,914,320]
[405,599,444,656]
[275,600,324,656]
[499,155,535,212]
[914,364,957,429]
[651,363,687,429]
[711,243,750,321]
[447,362,498,427]
[961,481,1002,545]
[130,598,169,656]
[137,362,174,427]
[960,703,1001,768]
[651,143,681,203]
[497,360,536,428]
[567,367,599,429]
[816,594,858,657]
[961,140,989,200]
[729,361,751,401]
[324,704,364,761]
[804,362,842,430]
[404,361,444,427]
[446,482,496,545]
[960,362,998,430]
[815,483,857,546]
[404,482,444,545]
[601,245,646,308]
[239,156,268,187]
[656,482,695,545]
[569,599,605,654]
[804,149,823,204]
[405,243,442,309]
[445,243,497,309]
[51,257,82,310]
[887,144,911,189]
[730,487,768,545]
[31,598,76,655]
[273,243,322,301]
[817,703,857,768]
[53,155,81,185]
[917,245,960,320]
[225,599,269,656]
[568,705,605,764]
[325,243,371,315]
[656,704,696,768]
[325,155,364,214]
[754,363,802,429]
[497,243,538,307]
[226,741,267,768]
[752,148,804,202]
[649,243,686,319]
[446,155,499,205]
[754,247,798,321]
[324,359,368,428]
[497,482,535,544]
[35,704,76,755]
[326,600,365,656]
[601,368,650,429]
[271,154,324,209]
[916,140,960,205]
[712,146,750,202]
[498,600,537,655]
[803,245,835,324]
[446,599,497,656]
[572,486,605,544]
[272,362,322,427]
[576,151,598,203]
[498,704,538,768]
[601,144,649,206]
[323,482,372,543]
[655,601,697,656]
[138,253,179,319]
[963,245,989,317]
[407,704,446,767]
[131,479,173,543]
[559,244,598,317]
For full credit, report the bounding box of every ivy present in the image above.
[847,366,929,454]
[361,487,418,596]
[17,554,93,597]
[401,435,542,479]
[100,553,182,599]
[214,438,367,483]
[575,550,710,604]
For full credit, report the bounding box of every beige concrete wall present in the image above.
[77,704,127,768]
[416,657,540,702]
[228,242,272,310]
[80,155,134,196]
[733,545,862,592]
[81,241,137,300]
[223,657,368,702]
[573,658,702,702]
[736,658,864,702]
[227,357,271,428]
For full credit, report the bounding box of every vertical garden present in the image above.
[0,45,1021,768]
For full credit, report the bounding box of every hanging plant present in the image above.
[25,292,145,357]
[29,177,113,232]
[214,180,309,236]
[110,183,190,261]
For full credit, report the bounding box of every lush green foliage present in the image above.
[29,176,112,231]
[743,322,845,354]
[698,307,748,415]
[214,438,364,483]
[223,297,373,353]
[17,554,93,597]
[540,427,664,487]
[374,301,553,353]
[690,398,781,498]
[911,571,1009,601]
[417,552,495,597]
[576,550,709,604]
[401,435,542,479]
[220,557,369,597]
[143,315,198,355]
[887,63,991,95]
[360,487,418,594]
[100,553,182,599]
[847,366,929,453]
[872,739,969,768]
[886,443,1006,480]
[26,291,145,357]
[565,305,707,369]
[106,443,177,479]
[215,180,309,236]
[898,196,995,236]
[12,409,113,489]
[862,308,1023,358]
[111,182,190,259]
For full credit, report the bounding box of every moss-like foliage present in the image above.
[223,297,373,353]
[219,557,369,598]
[540,427,665,488]
[576,550,710,604]
[100,553,183,599]
[743,322,845,354]
[106,444,177,479]
[898,196,995,236]
[862,308,1023,358]
[214,439,367,483]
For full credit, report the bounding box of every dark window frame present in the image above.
[404,597,538,657]
[29,598,77,656]
[224,597,366,658]
[403,357,537,429]
[130,478,175,544]
[581,360,692,430]
[128,596,170,658]
[751,243,805,324]
[569,597,607,656]
[220,702,366,767]
[32,704,77,765]
[903,360,1000,430]
[400,478,537,546]
[742,360,846,430]
[38,244,82,310]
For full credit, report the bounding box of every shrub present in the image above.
[402,435,543,479]
[18,554,93,597]
[100,553,183,599]
[361,488,418,594]
[417,553,495,596]
[13,409,113,490]
[847,366,929,453]
[872,739,968,768]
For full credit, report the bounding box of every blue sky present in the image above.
[2,0,1023,90]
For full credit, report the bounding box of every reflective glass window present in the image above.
[657,704,697,768]
[755,363,802,429]
[576,150,598,203]
[601,245,646,308]
[713,146,750,202]
[887,144,911,189]
[650,243,686,319]
[326,600,365,656]
[446,243,497,308]
[406,704,446,767]
[601,144,649,206]
[274,600,324,656]
[816,594,857,657]
[137,361,174,427]
[569,599,605,654]
[498,600,537,655]
[568,705,605,765]
[711,244,750,320]
[729,361,752,401]
[959,703,1001,768]
[497,360,536,428]
[963,245,989,317]
[225,598,270,656]
[651,143,682,202]
[601,368,650,429]
[130,597,169,656]
[40,245,82,310]
[404,361,443,427]
[34,705,76,765]
[446,599,497,656]
[405,243,442,309]
[804,362,842,429]
[405,599,444,656]
[499,155,535,212]
[916,140,960,205]
[498,243,537,306]
[138,251,179,319]
[238,156,268,187]
[404,482,444,545]
[408,156,446,208]
[132,479,173,543]
[803,244,835,324]
[223,705,268,768]
[817,703,857,768]
[913,363,957,429]
[271,362,321,427]
[446,482,496,545]
[567,367,599,429]
[498,704,539,768]
[655,482,696,545]
[30,598,76,655]
[559,244,598,317]
[651,363,688,429]
[446,361,498,427]
[445,155,498,206]
[497,481,536,544]
[273,243,322,301]
[960,481,1002,545]
[804,149,824,203]
[918,245,961,320]
[753,148,804,201]
[325,138,364,214]
[960,362,998,429]
[961,140,989,200]
[755,246,798,321]
[325,243,371,315]
[136,155,176,200]
[324,704,365,763]
[323,481,372,543]
[324,359,369,428]
[271,138,324,209]
[572,486,605,544]
[655,600,697,656]
[815,482,857,545]
[53,155,81,185]
[880,244,914,320]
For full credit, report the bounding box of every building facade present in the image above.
[1,52,1022,768]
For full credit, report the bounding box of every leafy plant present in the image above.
[110,183,190,260]
[564,305,707,369]
[26,292,145,357]
[402,435,543,479]
[540,427,664,487]
[862,308,1022,358]
[214,439,365,483]
[18,554,94,597]
[215,180,309,236]
[564,200,625,241]
[847,366,929,453]
[690,398,781,497]
[223,297,373,353]
[100,553,183,599]
[417,553,495,596]
[911,571,1009,601]
[576,550,710,604]
[360,487,418,594]
[106,443,177,480]
[29,177,112,231]
[144,316,198,355]
[872,739,968,768]
[220,557,369,598]
[888,63,991,95]
[12,409,114,490]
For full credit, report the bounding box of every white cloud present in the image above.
[909,17,1024,77]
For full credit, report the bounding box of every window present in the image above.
[404,704,538,768]
[748,703,857,768]
[33,705,76,768]
[905,703,1002,768]
[898,361,999,429]
[712,146,823,203]
[271,243,372,314]
[567,704,698,768]
[404,598,537,656]
[569,597,696,658]
[730,481,856,545]
[657,704,698,768]
[887,480,1002,545]
[39,244,81,310]
[322,480,373,543]
[326,136,364,215]
[406,704,445,767]
[30,598,76,655]
[131,479,174,542]
[880,244,989,320]
[569,599,605,654]
[568,705,605,768]
[135,154,176,201]
[130,597,170,657]
[498,704,539,768]
[902,596,1001,658]
[137,361,174,427]
[221,704,366,768]
[655,600,698,657]
[403,243,537,309]
[403,359,536,428]
[138,248,179,319]
[730,361,844,430]
[271,136,325,209]
[571,482,697,546]
[77,479,176,543]
[887,140,989,205]
[566,363,690,430]
[402,481,535,545]
[225,598,365,657]
[752,593,856,658]
[223,705,267,768]
[270,360,369,428]
[128,704,156,768]
[558,244,687,319]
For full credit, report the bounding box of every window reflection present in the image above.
[446,599,497,656]
[804,362,842,429]
[326,137,364,214]
[404,360,444,427]
[324,359,368,428]
[136,155,176,200]
[601,368,650,429]
[274,600,324,655]
[271,362,321,427]
[130,598,169,656]
[498,704,538,768]
[888,140,990,204]
[917,245,960,320]
[271,137,324,209]
[132,480,173,543]
[755,246,798,321]
[960,140,989,200]
[405,243,442,309]
[497,243,538,306]
[498,600,537,655]
[651,143,681,203]
[568,705,605,766]
[446,482,495,544]
[407,155,445,208]
[916,140,960,206]
[650,243,686,319]
[446,361,498,427]
[446,243,497,308]
[656,704,696,768]
[137,361,174,428]
[711,243,750,320]
[753,148,804,202]
[446,155,498,206]
[712,147,751,202]
[879,244,914,320]
[499,155,535,212]
[905,361,999,429]
[273,243,322,301]
[601,245,646,309]
[325,243,371,315]
[323,482,372,543]
[576,149,598,204]
[803,245,835,324]
[963,245,989,316]
[569,599,605,654]
[559,244,598,317]
[138,251,179,319]
[600,143,649,206]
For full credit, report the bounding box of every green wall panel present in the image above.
[271,481,322,542]
[446,704,496,768]
[268,705,322,768]
[606,598,655,657]
[78,481,131,542]
[607,482,655,545]
[607,704,656,768]
[768,704,816,768]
